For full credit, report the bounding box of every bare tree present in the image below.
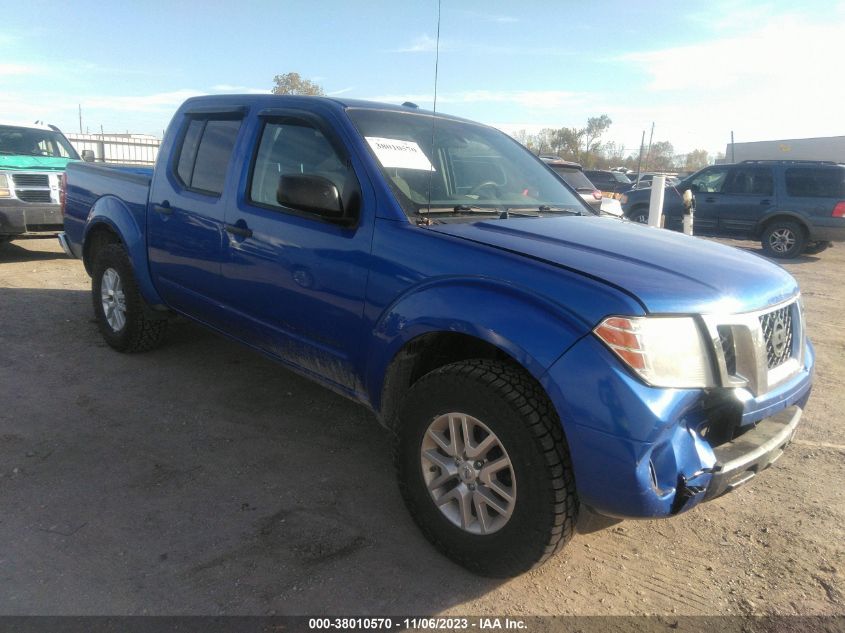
[271,73,324,96]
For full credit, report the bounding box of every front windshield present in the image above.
[347,108,589,217]
[0,125,79,159]
[612,172,632,184]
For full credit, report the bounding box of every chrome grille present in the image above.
[759,306,793,369]
[16,190,52,203]
[702,297,803,396]
[11,174,50,187]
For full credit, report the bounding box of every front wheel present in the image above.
[761,221,806,258]
[627,207,649,224]
[395,359,578,577]
[92,244,168,352]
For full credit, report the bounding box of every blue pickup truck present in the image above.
[60,95,814,577]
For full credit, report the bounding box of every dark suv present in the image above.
[540,158,603,212]
[584,169,633,197]
[620,160,845,258]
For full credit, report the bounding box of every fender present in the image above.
[84,195,165,306]
[365,275,594,411]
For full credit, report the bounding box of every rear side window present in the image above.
[585,171,612,185]
[785,168,845,198]
[175,118,242,196]
[551,167,595,190]
[723,167,774,196]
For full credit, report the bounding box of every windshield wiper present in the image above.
[418,204,500,215]
[504,205,586,216]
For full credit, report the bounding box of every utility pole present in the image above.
[731,130,735,162]
[635,130,646,184]
[644,122,655,172]
[78,104,83,134]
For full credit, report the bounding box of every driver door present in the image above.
[688,166,730,235]
[219,111,375,393]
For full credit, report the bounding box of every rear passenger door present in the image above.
[219,109,375,394]
[718,166,775,237]
[148,108,244,327]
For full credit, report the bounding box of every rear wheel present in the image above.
[92,244,168,352]
[628,206,649,224]
[761,220,806,258]
[395,359,578,577]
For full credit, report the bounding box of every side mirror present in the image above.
[81,149,95,162]
[277,174,346,221]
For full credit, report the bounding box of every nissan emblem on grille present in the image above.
[760,306,793,369]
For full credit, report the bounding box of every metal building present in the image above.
[726,135,845,163]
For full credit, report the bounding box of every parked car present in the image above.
[0,121,84,245]
[61,96,813,577]
[584,169,633,198]
[620,160,845,258]
[540,158,603,212]
[628,172,680,189]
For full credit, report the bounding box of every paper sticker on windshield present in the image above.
[365,137,435,171]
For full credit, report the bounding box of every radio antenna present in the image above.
[425,0,442,214]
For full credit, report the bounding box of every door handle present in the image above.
[225,223,253,238]
[152,201,172,215]
[759,199,771,205]
[704,197,716,203]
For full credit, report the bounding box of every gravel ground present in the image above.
[0,237,842,617]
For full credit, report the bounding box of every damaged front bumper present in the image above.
[541,333,814,519]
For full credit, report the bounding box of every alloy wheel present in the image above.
[420,412,516,535]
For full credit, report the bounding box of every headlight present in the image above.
[0,173,10,198]
[619,194,628,205]
[594,316,716,388]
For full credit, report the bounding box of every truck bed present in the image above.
[63,162,153,259]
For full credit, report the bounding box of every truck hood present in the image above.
[429,216,799,315]
[0,156,75,171]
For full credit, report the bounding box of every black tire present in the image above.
[91,244,168,352]
[761,220,807,259]
[627,206,649,224]
[395,359,578,577]
[803,241,830,255]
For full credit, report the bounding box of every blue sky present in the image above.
[2,0,844,156]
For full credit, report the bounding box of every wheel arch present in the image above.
[754,212,809,240]
[83,195,164,306]
[367,278,591,430]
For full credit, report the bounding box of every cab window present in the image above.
[249,120,353,211]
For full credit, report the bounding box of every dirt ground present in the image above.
[0,236,842,617]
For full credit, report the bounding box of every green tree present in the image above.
[510,114,614,166]
[580,115,613,159]
[271,72,324,96]
[646,141,675,172]
[684,149,710,171]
